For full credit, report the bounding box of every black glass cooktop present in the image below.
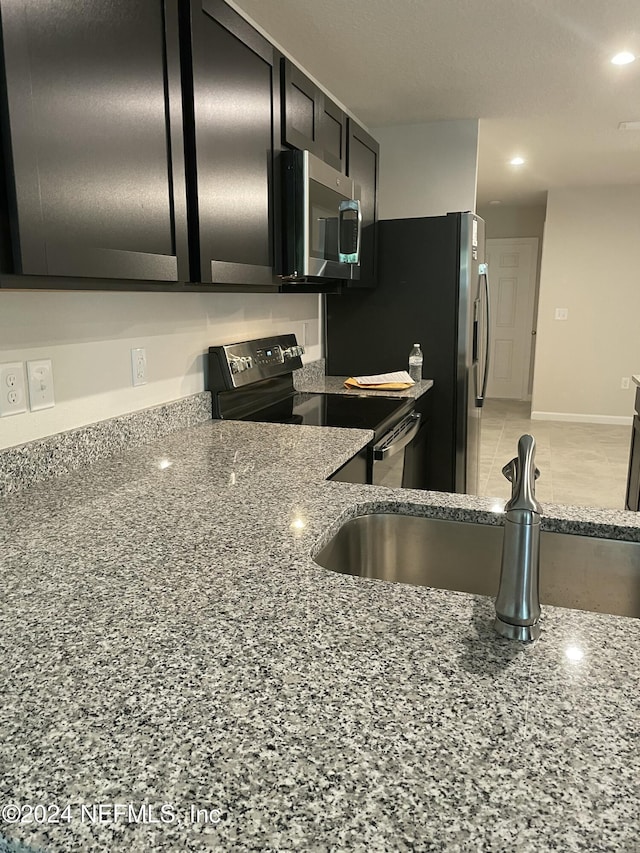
[242,392,412,434]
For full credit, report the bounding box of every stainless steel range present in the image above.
[207,334,428,488]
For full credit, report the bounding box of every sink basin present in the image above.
[313,513,640,618]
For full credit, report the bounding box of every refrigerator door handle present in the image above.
[472,299,480,363]
[476,263,491,407]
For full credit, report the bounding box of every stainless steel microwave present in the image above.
[281,149,362,283]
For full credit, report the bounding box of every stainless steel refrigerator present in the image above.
[325,211,490,494]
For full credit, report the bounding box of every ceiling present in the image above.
[232,0,640,206]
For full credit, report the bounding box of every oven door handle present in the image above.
[373,412,421,461]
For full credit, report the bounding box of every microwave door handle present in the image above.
[338,199,362,264]
[373,412,421,461]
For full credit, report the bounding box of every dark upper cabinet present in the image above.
[0,0,188,282]
[346,118,379,289]
[182,0,279,287]
[0,0,373,291]
[281,58,346,172]
[317,95,346,173]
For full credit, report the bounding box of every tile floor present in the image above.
[479,399,632,509]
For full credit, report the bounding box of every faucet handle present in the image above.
[502,458,516,483]
[502,459,540,483]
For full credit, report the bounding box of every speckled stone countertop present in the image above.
[296,373,434,399]
[1,419,640,852]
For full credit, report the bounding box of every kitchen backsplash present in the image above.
[293,357,326,389]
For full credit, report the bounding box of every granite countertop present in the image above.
[296,373,434,400]
[1,418,640,852]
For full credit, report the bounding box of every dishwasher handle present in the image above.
[373,412,421,461]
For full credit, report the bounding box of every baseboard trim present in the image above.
[530,410,633,426]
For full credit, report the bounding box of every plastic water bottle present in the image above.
[408,343,423,382]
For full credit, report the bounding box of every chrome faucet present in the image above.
[494,434,542,642]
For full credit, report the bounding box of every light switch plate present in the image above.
[27,359,55,411]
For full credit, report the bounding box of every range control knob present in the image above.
[229,355,253,373]
[282,345,305,360]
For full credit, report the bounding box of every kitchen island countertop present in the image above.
[1,417,639,852]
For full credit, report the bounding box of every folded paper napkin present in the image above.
[343,370,415,390]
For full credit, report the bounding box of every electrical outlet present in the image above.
[131,347,147,386]
[0,361,27,417]
[554,308,569,320]
[27,359,55,411]
[621,377,630,390]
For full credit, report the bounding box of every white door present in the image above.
[485,238,539,400]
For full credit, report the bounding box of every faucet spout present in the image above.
[494,434,542,642]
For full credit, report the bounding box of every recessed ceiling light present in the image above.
[509,157,525,166]
[611,51,636,65]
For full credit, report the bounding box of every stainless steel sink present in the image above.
[313,513,640,618]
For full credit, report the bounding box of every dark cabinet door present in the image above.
[281,61,316,154]
[317,94,345,172]
[626,413,640,511]
[184,0,278,286]
[346,119,379,288]
[0,0,188,282]
[281,58,345,172]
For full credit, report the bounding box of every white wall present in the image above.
[477,203,546,242]
[531,185,640,423]
[0,290,321,449]
[372,120,479,219]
